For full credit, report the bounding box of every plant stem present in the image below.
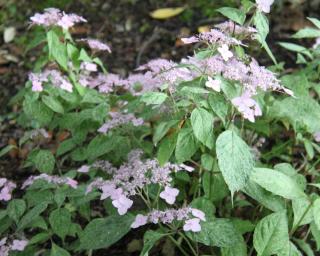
[167,235,189,256]
[178,231,198,256]
[290,200,313,237]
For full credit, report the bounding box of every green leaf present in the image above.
[0,145,17,158]
[203,172,229,202]
[7,199,26,223]
[221,238,247,256]
[153,120,179,145]
[191,197,215,219]
[86,135,116,161]
[79,214,134,250]
[292,28,320,38]
[313,198,320,230]
[254,12,269,41]
[307,17,320,29]
[47,30,68,70]
[157,133,177,165]
[187,218,242,247]
[175,128,198,163]
[42,95,64,114]
[50,243,71,256]
[208,93,228,125]
[23,97,53,126]
[292,197,313,227]
[29,232,51,245]
[35,150,55,174]
[140,230,166,256]
[191,108,214,149]
[251,168,306,200]
[311,221,320,251]
[18,202,48,231]
[242,180,285,212]
[216,130,254,195]
[217,7,246,25]
[49,208,72,240]
[141,92,168,105]
[253,211,289,256]
[278,42,313,59]
[293,238,315,256]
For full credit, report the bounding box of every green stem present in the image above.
[168,235,189,256]
[178,231,198,256]
[290,199,313,237]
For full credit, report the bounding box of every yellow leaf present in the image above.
[150,7,186,20]
[197,26,211,33]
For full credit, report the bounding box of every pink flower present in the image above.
[100,183,116,200]
[183,218,201,232]
[29,73,48,92]
[256,0,274,13]
[217,44,233,61]
[191,209,206,221]
[66,178,78,189]
[131,214,148,228]
[0,179,16,201]
[205,77,221,92]
[11,240,28,251]
[159,186,179,205]
[78,165,90,173]
[112,195,133,215]
[57,13,87,30]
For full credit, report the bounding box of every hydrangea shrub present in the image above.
[2,1,320,255]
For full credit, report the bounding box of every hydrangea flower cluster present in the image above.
[0,238,28,256]
[0,178,16,201]
[215,21,257,37]
[22,174,78,189]
[85,150,193,215]
[78,39,111,53]
[29,69,73,92]
[131,207,206,232]
[181,28,242,46]
[98,112,144,134]
[30,8,86,29]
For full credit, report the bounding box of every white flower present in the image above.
[256,0,274,13]
[183,218,201,232]
[131,214,148,228]
[191,209,206,221]
[159,186,179,205]
[112,195,133,215]
[205,77,221,92]
[217,44,233,61]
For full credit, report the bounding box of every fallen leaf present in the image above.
[4,27,16,43]
[150,7,186,20]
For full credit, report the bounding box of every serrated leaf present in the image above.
[242,180,285,212]
[141,92,168,105]
[150,7,185,19]
[278,42,313,59]
[153,120,179,145]
[191,108,214,149]
[175,128,198,163]
[79,214,134,250]
[157,133,177,165]
[7,199,26,223]
[292,28,320,38]
[47,30,68,70]
[216,130,254,195]
[208,93,228,125]
[35,150,55,174]
[50,243,71,256]
[187,218,242,247]
[254,12,269,41]
[292,197,313,227]
[251,168,306,200]
[49,208,72,240]
[18,203,48,231]
[253,211,289,256]
[42,95,64,114]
